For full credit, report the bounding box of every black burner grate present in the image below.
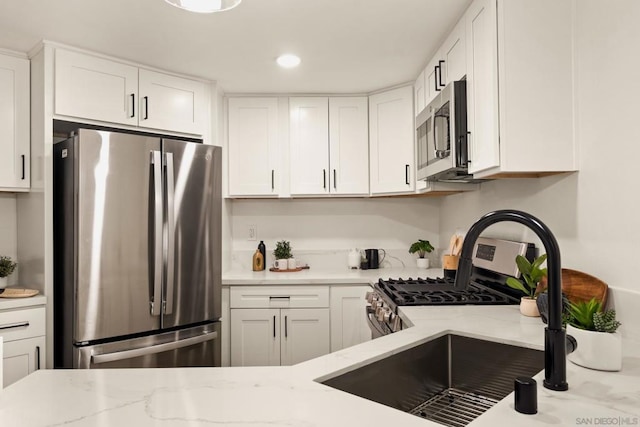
[377,277,517,307]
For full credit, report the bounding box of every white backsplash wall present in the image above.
[230,198,440,271]
[0,194,18,285]
[440,1,640,299]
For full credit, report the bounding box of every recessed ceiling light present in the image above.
[164,0,242,14]
[277,54,301,69]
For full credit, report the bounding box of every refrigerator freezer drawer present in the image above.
[74,323,221,369]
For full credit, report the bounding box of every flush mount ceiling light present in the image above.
[164,0,242,13]
[276,54,301,69]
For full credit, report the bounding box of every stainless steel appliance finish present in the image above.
[366,238,535,338]
[321,334,544,427]
[472,237,531,277]
[75,323,220,369]
[53,128,222,369]
[416,80,472,182]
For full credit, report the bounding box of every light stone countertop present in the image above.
[222,266,443,285]
[2,269,639,426]
[0,294,46,310]
[1,304,639,426]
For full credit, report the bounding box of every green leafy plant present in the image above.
[0,256,17,278]
[273,240,292,260]
[408,240,435,259]
[567,298,621,333]
[505,254,547,298]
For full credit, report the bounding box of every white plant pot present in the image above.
[567,324,622,371]
[416,258,429,269]
[519,297,540,317]
[0,276,7,289]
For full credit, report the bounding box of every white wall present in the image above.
[439,0,640,293]
[230,198,440,270]
[0,194,18,285]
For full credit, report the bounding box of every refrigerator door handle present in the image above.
[164,152,176,315]
[90,331,218,365]
[151,150,163,316]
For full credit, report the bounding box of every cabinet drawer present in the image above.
[230,286,329,309]
[0,307,46,342]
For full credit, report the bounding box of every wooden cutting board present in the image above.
[539,269,608,307]
[0,288,40,298]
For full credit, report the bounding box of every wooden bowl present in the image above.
[538,268,608,308]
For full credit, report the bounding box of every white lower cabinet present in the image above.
[3,336,45,388]
[329,286,371,352]
[0,305,46,388]
[229,286,330,367]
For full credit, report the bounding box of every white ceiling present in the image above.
[0,0,471,93]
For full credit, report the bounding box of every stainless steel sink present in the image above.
[321,334,544,427]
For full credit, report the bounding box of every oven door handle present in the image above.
[365,306,388,336]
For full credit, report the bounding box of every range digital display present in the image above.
[475,244,496,261]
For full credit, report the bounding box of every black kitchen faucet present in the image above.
[454,209,577,391]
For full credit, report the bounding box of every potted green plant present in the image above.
[409,240,435,269]
[273,240,293,270]
[565,298,622,371]
[505,254,547,317]
[0,255,17,289]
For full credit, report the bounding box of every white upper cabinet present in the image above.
[328,97,369,195]
[290,97,330,195]
[369,86,415,195]
[55,49,139,126]
[138,69,207,135]
[290,97,369,196]
[54,48,208,135]
[442,19,466,84]
[423,18,466,108]
[228,97,280,196]
[465,0,500,174]
[465,0,576,178]
[0,52,30,191]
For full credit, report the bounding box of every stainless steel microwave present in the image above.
[416,80,471,181]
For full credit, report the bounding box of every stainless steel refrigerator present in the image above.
[53,128,221,369]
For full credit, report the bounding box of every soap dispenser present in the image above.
[252,250,264,271]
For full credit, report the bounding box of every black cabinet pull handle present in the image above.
[36,346,41,370]
[438,60,445,88]
[284,315,288,338]
[21,155,25,180]
[273,315,276,338]
[434,66,441,92]
[130,94,135,118]
[323,169,326,189]
[333,169,337,190]
[143,96,149,120]
[405,164,410,185]
[271,170,275,190]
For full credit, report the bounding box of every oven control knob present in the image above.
[365,291,374,303]
[383,310,394,322]
[377,306,390,322]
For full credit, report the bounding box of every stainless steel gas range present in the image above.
[366,237,536,338]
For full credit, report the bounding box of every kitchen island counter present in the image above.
[1,305,639,426]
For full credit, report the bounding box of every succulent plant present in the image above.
[593,309,621,333]
[566,298,621,333]
[0,256,17,278]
